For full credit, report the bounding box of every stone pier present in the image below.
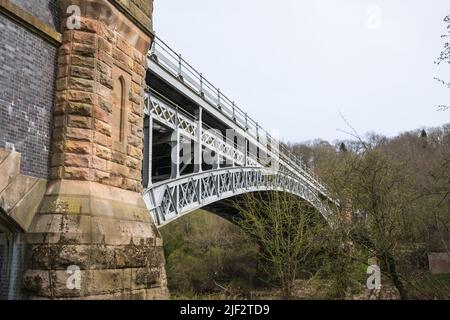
[21,0,169,299]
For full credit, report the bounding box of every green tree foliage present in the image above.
[160,210,259,298]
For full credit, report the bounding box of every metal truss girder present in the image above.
[147,92,248,166]
[143,167,332,228]
[145,87,332,203]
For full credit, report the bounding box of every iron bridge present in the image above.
[142,36,335,227]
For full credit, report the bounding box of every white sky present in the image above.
[153,0,450,143]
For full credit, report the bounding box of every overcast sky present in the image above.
[153,0,450,143]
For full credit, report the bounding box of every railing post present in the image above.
[232,102,236,121]
[256,123,259,141]
[245,113,248,131]
[200,73,204,95]
[178,54,182,77]
[217,89,221,109]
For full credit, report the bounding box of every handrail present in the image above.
[148,35,330,198]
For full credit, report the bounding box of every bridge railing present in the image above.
[149,36,330,198]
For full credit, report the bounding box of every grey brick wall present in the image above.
[0,14,57,179]
[10,0,60,30]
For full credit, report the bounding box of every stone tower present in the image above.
[20,0,169,299]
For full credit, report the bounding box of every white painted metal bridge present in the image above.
[142,36,334,227]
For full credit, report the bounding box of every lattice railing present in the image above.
[145,91,254,167]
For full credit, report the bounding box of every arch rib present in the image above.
[143,167,332,228]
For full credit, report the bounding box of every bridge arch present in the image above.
[143,167,332,227]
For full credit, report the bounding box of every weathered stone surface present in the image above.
[93,169,110,184]
[69,77,95,92]
[72,31,96,46]
[8,179,47,231]
[111,150,127,165]
[0,150,21,193]
[24,179,168,299]
[70,66,95,80]
[127,135,141,147]
[98,95,113,111]
[64,141,91,154]
[63,167,90,180]
[67,115,92,129]
[93,105,111,125]
[126,156,140,170]
[66,127,92,142]
[94,144,112,161]
[94,119,112,137]
[71,55,95,69]
[92,156,107,171]
[94,131,112,147]
[22,270,51,297]
[64,154,91,168]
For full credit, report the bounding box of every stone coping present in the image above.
[0,0,62,45]
[108,0,154,38]
[45,180,147,206]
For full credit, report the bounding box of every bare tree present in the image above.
[234,192,321,299]
[434,15,450,111]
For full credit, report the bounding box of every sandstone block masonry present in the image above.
[21,0,169,299]
[50,4,149,192]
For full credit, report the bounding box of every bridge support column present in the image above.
[213,152,221,170]
[145,113,154,188]
[171,129,180,179]
[22,0,169,300]
[194,107,203,173]
[245,139,249,166]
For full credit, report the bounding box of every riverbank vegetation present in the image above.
[161,124,450,299]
